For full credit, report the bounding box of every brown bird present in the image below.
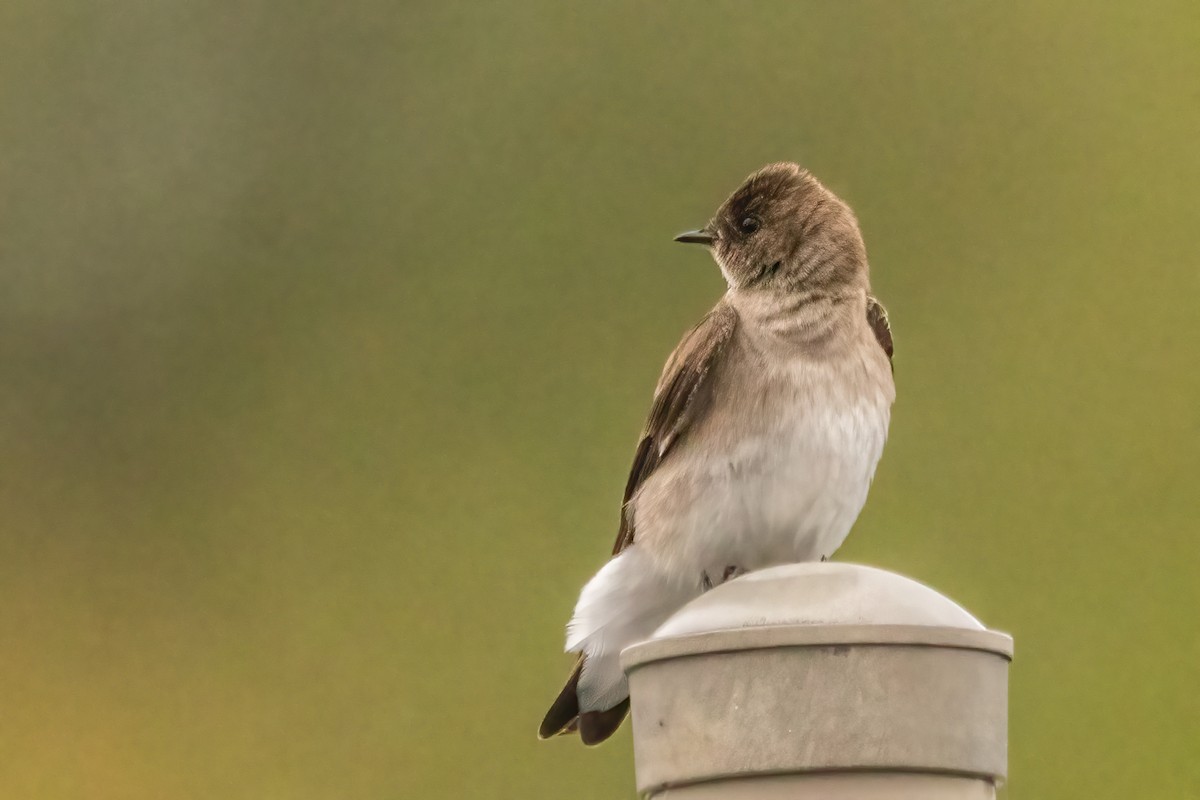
[540,163,895,745]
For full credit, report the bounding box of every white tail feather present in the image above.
[565,547,700,711]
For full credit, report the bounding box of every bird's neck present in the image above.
[728,286,867,357]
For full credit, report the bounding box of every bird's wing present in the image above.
[539,303,737,744]
[866,295,894,368]
[610,302,738,555]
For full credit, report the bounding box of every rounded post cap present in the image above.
[621,563,1012,795]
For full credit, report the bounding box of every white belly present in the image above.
[631,390,891,585]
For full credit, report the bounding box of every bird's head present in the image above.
[676,162,869,294]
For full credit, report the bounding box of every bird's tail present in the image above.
[539,547,697,745]
[538,657,630,744]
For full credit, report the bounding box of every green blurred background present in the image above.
[2,1,1197,797]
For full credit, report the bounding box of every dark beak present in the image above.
[674,228,716,246]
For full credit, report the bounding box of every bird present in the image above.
[539,162,896,745]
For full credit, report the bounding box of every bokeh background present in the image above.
[2,2,1198,797]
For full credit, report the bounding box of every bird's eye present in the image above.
[739,216,761,235]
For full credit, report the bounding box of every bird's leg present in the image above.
[722,565,745,583]
[820,554,829,563]
[702,566,745,590]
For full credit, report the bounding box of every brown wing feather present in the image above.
[539,303,737,744]
[866,295,894,369]
[611,303,738,554]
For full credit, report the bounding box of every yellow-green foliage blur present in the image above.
[2,2,1197,798]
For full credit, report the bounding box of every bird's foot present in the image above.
[701,565,747,591]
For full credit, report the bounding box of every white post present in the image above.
[621,563,1012,799]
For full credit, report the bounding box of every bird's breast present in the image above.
[631,354,892,580]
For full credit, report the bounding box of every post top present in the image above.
[620,562,1012,796]
[653,562,986,639]
[623,562,1013,672]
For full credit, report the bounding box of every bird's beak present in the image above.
[674,228,716,246]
